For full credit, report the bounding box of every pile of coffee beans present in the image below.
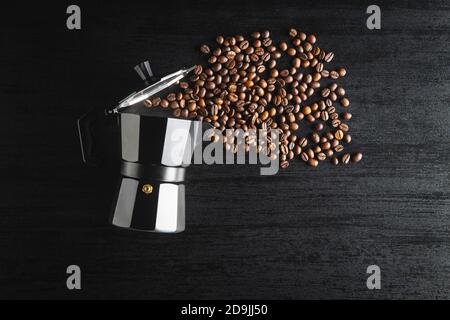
[144,28,363,168]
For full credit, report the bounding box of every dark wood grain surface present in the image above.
[1,0,449,299]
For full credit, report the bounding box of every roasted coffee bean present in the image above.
[239,40,249,50]
[308,158,319,167]
[302,105,311,115]
[306,114,315,123]
[299,137,308,148]
[343,112,352,120]
[335,129,344,140]
[169,101,179,109]
[326,149,334,157]
[255,47,265,56]
[307,34,316,44]
[216,35,224,44]
[179,81,189,89]
[279,42,288,51]
[339,123,349,132]
[152,97,161,106]
[325,132,334,140]
[293,57,301,68]
[316,62,324,72]
[330,70,339,79]
[340,98,350,107]
[303,41,312,52]
[301,152,309,162]
[343,134,352,143]
[208,56,217,64]
[331,139,339,148]
[280,160,289,168]
[329,92,337,102]
[321,142,331,150]
[329,83,338,92]
[194,65,203,75]
[306,148,315,159]
[173,109,181,117]
[260,111,269,121]
[334,144,344,153]
[290,123,299,131]
[280,69,290,77]
[288,28,298,37]
[262,38,272,47]
[280,144,288,155]
[321,70,330,77]
[336,87,345,96]
[200,44,210,54]
[324,52,334,62]
[320,111,329,121]
[317,152,326,161]
[218,56,228,64]
[315,123,324,131]
[228,93,238,102]
[337,68,347,77]
[331,119,341,128]
[352,152,363,163]
[188,101,197,112]
[297,32,305,41]
[311,133,320,144]
[331,157,339,165]
[287,150,294,160]
[342,153,350,164]
[144,99,152,107]
[167,93,177,102]
[287,48,296,56]
[321,88,330,97]
[160,99,169,108]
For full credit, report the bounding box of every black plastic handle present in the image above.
[77,109,101,165]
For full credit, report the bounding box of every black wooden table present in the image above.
[1,0,449,299]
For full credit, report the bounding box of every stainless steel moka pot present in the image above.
[77,62,201,233]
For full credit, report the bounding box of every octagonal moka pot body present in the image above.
[111,112,201,233]
[77,63,201,233]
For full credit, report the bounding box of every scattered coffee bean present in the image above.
[321,88,330,97]
[301,152,309,162]
[340,97,350,107]
[288,28,298,37]
[169,101,179,109]
[308,158,319,167]
[324,52,334,62]
[337,67,347,77]
[343,134,352,144]
[200,44,210,54]
[151,97,161,107]
[280,160,289,168]
[144,99,152,107]
[335,130,344,140]
[352,152,363,163]
[342,153,351,164]
[216,35,224,44]
[149,28,360,169]
[343,112,352,120]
